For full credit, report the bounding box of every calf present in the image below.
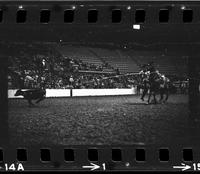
[15,89,46,106]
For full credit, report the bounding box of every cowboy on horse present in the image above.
[139,64,150,101]
[147,69,170,104]
[139,62,170,104]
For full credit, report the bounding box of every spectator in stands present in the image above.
[69,75,74,87]
[8,75,12,89]
[42,59,46,68]
[24,74,35,88]
[116,68,120,75]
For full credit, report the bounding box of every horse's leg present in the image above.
[164,89,169,102]
[153,92,157,104]
[159,89,164,103]
[35,97,45,104]
[137,86,140,95]
[141,88,147,101]
[148,90,152,104]
[159,89,162,102]
[28,99,34,106]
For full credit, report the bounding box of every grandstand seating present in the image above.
[58,45,140,73]
[58,45,103,66]
[56,44,188,76]
[126,50,187,76]
[87,48,140,73]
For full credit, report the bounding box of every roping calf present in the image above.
[14,88,46,106]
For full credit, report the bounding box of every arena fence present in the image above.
[8,88,137,98]
[72,88,136,97]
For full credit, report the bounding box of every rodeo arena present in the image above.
[7,43,200,146]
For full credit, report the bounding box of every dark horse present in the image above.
[15,88,46,106]
[147,72,170,104]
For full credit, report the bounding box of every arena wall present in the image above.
[46,89,71,97]
[8,90,24,98]
[8,89,71,98]
[72,88,136,97]
[8,88,137,98]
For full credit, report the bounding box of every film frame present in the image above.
[0,0,200,172]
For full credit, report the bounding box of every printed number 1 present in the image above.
[193,163,196,170]
[102,163,106,170]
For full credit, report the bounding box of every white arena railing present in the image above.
[72,88,136,97]
[8,87,137,99]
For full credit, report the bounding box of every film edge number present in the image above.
[4,163,24,171]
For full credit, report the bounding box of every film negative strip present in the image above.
[0,0,200,172]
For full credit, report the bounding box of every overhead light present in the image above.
[181,5,186,10]
[18,5,23,9]
[127,6,131,10]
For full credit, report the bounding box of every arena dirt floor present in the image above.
[8,94,200,146]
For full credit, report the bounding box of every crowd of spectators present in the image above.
[67,57,117,73]
[69,58,103,72]
[8,49,136,89]
[7,44,189,91]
